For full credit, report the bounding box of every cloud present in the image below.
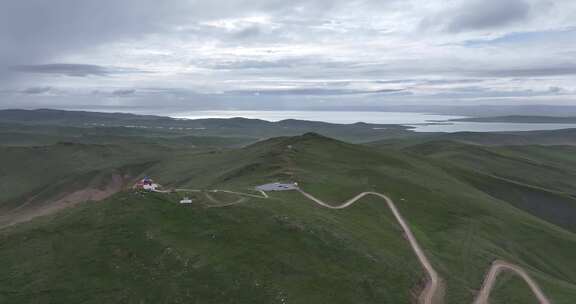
[1,0,576,110]
[478,64,576,77]
[226,88,407,96]
[11,64,113,77]
[209,60,296,70]
[0,1,228,65]
[111,89,136,96]
[448,0,531,32]
[11,63,150,77]
[21,86,53,95]
[420,0,535,33]
[424,85,570,100]
[0,0,344,66]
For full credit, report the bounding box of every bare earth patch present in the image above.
[0,174,125,228]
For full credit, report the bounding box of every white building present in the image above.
[180,197,193,204]
[142,183,159,191]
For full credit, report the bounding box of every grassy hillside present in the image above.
[0,191,424,304]
[0,143,163,204]
[1,133,576,303]
[0,109,416,143]
[369,128,576,147]
[0,140,176,229]
[396,140,576,232]
[0,122,256,148]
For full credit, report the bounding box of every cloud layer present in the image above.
[1,0,575,113]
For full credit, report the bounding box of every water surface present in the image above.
[172,110,576,133]
[409,122,576,132]
[174,111,464,125]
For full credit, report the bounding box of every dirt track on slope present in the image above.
[298,190,445,304]
[0,174,124,229]
[296,188,551,304]
[473,260,551,304]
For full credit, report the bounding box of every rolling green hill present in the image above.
[369,128,576,147]
[398,140,576,232]
[0,142,169,228]
[0,109,416,143]
[1,133,576,303]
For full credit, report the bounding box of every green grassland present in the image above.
[369,128,576,147]
[0,122,256,148]
[1,131,576,303]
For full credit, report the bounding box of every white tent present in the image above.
[180,197,193,204]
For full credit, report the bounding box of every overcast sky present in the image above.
[1,0,575,114]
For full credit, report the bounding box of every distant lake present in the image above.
[173,111,576,133]
[409,122,576,133]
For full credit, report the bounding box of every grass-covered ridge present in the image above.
[1,133,576,303]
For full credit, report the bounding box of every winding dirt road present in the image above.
[296,188,551,304]
[162,185,552,303]
[298,190,444,304]
[473,260,551,304]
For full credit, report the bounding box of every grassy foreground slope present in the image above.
[1,134,576,303]
[0,190,422,303]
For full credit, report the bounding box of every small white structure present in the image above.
[143,183,160,191]
[180,197,193,204]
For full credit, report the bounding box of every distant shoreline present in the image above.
[450,115,576,124]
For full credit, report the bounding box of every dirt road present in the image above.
[296,189,551,304]
[298,190,444,304]
[162,185,552,303]
[473,260,551,304]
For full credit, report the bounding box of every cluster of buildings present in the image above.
[133,176,194,204]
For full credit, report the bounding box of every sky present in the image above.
[1,0,575,115]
